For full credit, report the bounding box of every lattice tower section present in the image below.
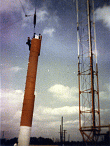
[76,0,100,142]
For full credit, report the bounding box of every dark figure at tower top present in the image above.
[26,37,31,51]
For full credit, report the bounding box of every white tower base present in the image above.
[18,126,31,146]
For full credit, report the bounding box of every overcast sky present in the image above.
[1,0,110,142]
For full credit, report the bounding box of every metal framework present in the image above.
[76,0,100,142]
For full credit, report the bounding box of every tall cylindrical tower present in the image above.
[18,36,42,146]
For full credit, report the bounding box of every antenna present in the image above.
[33,8,36,33]
[19,0,36,30]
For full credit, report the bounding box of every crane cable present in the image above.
[1,0,49,31]
[1,0,26,31]
[18,0,27,16]
[1,0,35,31]
[18,0,33,17]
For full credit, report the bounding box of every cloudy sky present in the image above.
[1,0,110,142]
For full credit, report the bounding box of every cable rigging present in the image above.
[1,0,37,31]
[18,0,33,17]
[19,0,36,33]
[19,0,26,16]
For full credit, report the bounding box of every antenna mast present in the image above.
[76,0,100,142]
[33,8,36,33]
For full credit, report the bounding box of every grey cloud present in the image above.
[95,5,110,29]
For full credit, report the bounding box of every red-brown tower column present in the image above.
[18,36,42,146]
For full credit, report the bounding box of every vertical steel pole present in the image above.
[64,130,67,143]
[87,0,95,138]
[61,116,63,144]
[96,63,101,129]
[60,125,61,143]
[93,0,100,133]
[76,0,81,132]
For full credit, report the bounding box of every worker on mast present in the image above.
[26,37,31,51]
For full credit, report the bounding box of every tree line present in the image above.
[0,131,110,146]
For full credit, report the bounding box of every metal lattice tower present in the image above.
[76,0,100,142]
